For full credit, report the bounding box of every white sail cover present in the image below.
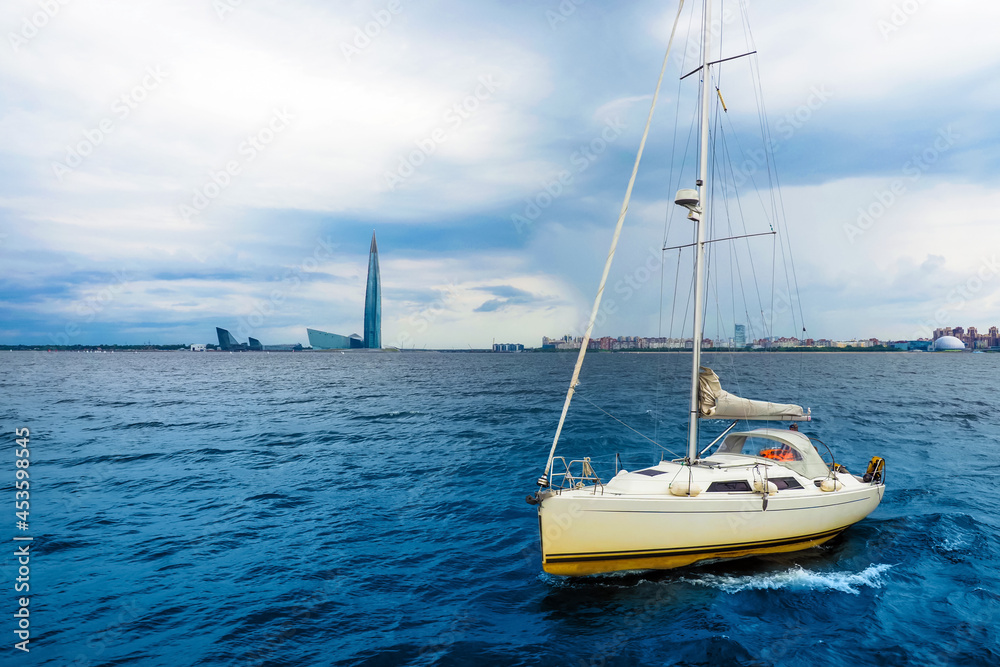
[698,367,810,421]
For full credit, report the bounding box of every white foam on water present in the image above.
[938,535,969,552]
[687,563,894,595]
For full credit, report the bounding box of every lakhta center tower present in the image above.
[306,232,383,350]
[363,232,381,349]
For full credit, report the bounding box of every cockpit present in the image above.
[711,428,831,479]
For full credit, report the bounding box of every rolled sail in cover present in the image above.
[698,367,810,421]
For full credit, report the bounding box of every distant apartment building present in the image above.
[493,343,524,352]
[537,332,958,351]
[934,325,1000,349]
[542,335,695,351]
[734,324,746,347]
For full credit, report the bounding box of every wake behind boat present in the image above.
[527,0,886,576]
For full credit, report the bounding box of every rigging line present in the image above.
[719,120,764,343]
[737,3,802,345]
[576,394,682,459]
[748,68,806,352]
[679,246,696,346]
[729,139,770,340]
[712,125,751,404]
[656,240,668,443]
[700,63,725,352]
[746,36,782,241]
[732,6,779,241]
[655,264,664,446]
[723,143,740,379]
[741,4,771,325]
[705,75,721,345]
[710,120,742,392]
[543,0,687,482]
[657,3,696,440]
[722,139,755,348]
[749,55,807,335]
[747,52,800,341]
[668,248,683,342]
[718,129,756,340]
[663,0,695,251]
[657,252,666,339]
[719,102,774,232]
[664,78,699,352]
[708,253,739,395]
[712,124,733,356]
[738,3,773,216]
[769,231,777,349]
[671,4,706,351]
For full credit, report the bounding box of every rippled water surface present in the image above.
[2,350,999,665]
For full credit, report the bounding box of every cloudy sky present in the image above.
[2,0,998,348]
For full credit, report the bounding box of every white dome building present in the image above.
[932,335,966,351]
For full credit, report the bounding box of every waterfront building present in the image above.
[307,329,363,350]
[734,324,746,347]
[932,335,965,351]
[214,328,299,351]
[264,343,305,351]
[932,325,999,349]
[307,232,382,350]
[216,327,248,351]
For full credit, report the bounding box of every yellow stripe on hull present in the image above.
[543,530,844,576]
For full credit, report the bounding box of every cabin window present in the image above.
[707,480,752,492]
[717,436,803,461]
[634,469,667,477]
[769,477,803,490]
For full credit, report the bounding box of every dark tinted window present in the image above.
[707,480,752,492]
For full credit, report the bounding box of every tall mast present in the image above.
[686,0,712,463]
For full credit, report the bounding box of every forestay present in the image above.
[698,367,810,422]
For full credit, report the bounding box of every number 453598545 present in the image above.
[15,427,29,485]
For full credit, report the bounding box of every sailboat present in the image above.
[527,0,887,577]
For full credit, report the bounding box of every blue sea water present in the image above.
[2,350,999,666]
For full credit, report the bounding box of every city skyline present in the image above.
[543,321,1000,351]
[2,2,1000,348]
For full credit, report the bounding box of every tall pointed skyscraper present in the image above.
[363,232,381,349]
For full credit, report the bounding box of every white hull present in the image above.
[536,438,885,576]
